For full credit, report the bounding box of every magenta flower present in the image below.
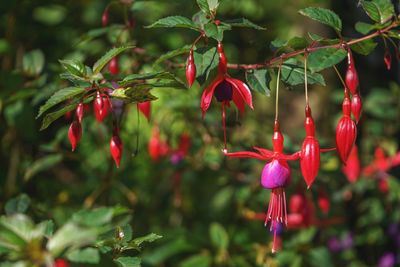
[201,42,253,149]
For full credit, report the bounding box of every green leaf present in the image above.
[299,7,342,32]
[92,46,134,74]
[287,36,309,50]
[153,45,191,66]
[271,38,288,48]
[204,23,223,41]
[120,71,178,86]
[131,233,162,248]
[209,223,229,249]
[180,254,212,267]
[309,247,333,267]
[24,154,63,181]
[72,207,114,227]
[23,50,45,76]
[224,18,266,30]
[115,256,141,267]
[281,58,325,86]
[192,11,211,27]
[245,69,271,96]
[350,39,378,55]
[47,223,97,256]
[4,195,31,215]
[207,0,219,11]
[142,239,194,265]
[67,248,100,264]
[308,48,347,72]
[59,59,87,78]
[146,16,200,31]
[37,87,86,118]
[193,47,218,80]
[360,0,395,24]
[111,87,158,103]
[196,0,210,15]
[355,22,376,34]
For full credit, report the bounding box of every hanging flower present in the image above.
[201,42,253,149]
[138,101,151,121]
[345,49,359,95]
[224,120,298,253]
[342,145,360,183]
[110,127,123,168]
[148,126,169,161]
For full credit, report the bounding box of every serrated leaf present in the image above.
[153,45,191,66]
[299,7,342,32]
[209,223,229,249]
[355,22,376,34]
[73,208,114,227]
[120,72,177,86]
[92,46,133,74]
[308,48,347,72]
[115,257,141,267]
[132,233,162,248]
[245,69,271,96]
[204,23,223,41]
[281,58,325,86]
[196,0,210,15]
[360,0,394,24]
[23,50,45,76]
[24,154,63,182]
[4,195,31,216]
[193,47,218,80]
[350,39,378,55]
[67,248,100,264]
[224,18,266,30]
[37,87,85,118]
[192,11,211,27]
[146,16,200,31]
[59,59,87,78]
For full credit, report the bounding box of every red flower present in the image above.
[342,145,360,183]
[110,127,123,168]
[363,147,400,176]
[138,101,151,121]
[186,49,196,88]
[224,120,298,253]
[351,93,362,123]
[94,91,111,122]
[53,259,69,267]
[345,49,359,95]
[148,126,169,161]
[318,189,330,214]
[201,42,253,149]
[68,121,82,151]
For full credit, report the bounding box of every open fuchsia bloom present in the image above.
[224,120,298,253]
[201,42,253,149]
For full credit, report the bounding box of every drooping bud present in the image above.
[342,145,360,183]
[101,8,109,27]
[53,259,69,267]
[94,91,110,122]
[109,57,119,75]
[110,128,123,168]
[384,50,392,70]
[76,102,84,123]
[345,49,359,95]
[351,93,362,123]
[186,49,196,88]
[336,91,357,163]
[138,101,151,121]
[300,105,320,189]
[68,121,82,151]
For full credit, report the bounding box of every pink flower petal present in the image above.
[201,76,224,116]
[226,77,254,109]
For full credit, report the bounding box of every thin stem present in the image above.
[221,102,227,152]
[191,33,204,50]
[333,65,347,89]
[304,55,309,106]
[132,104,140,156]
[275,65,282,121]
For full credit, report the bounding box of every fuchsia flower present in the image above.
[201,42,253,149]
[138,101,151,121]
[224,120,297,253]
[342,145,360,183]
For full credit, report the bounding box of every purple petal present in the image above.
[261,159,291,189]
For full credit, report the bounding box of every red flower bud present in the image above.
[351,93,362,123]
[384,51,392,70]
[94,92,110,122]
[336,91,357,163]
[76,102,84,123]
[68,121,82,151]
[110,128,123,168]
[345,50,359,95]
[53,259,69,267]
[300,106,320,189]
[186,49,196,88]
[378,178,389,193]
[148,126,169,161]
[109,57,119,75]
[102,8,109,27]
[138,101,151,121]
[342,145,360,183]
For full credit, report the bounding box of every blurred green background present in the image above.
[1,0,400,266]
